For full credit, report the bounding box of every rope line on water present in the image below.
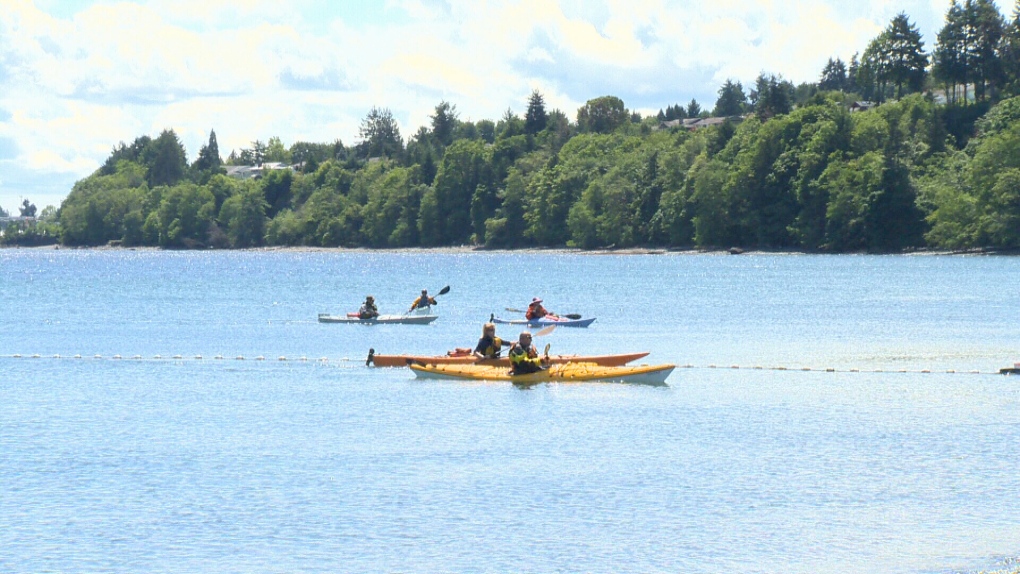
[1,354,353,362]
[676,364,1008,376]
[2,354,1015,375]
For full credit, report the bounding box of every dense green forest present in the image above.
[8,1,1020,251]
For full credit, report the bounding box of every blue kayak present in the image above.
[491,316,596,328]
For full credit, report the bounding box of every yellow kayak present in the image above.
[409,361,674,385]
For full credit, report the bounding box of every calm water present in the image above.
[2,249,1019,573]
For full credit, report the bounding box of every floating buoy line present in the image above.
[1,353,353,363]
[675,364,1011,375]
[1,353,1016,375]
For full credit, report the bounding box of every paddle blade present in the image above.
[506,307,525,313]
[535,324,556,337]
[543,343,550,356]
[564,313,582,320]
[437,285,451,295]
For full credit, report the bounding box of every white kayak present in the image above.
[318,313,437,325]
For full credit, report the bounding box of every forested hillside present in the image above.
[27,2,1020,251]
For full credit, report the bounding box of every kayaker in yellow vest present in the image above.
[409,289,437,313]
[508,331,548,374]
[473,323,503,359]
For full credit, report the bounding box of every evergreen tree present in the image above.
[971,0,1005,100]
[713,80,747,116]
[238,140,268,166]
[848,53,862,94]
[430,101,458,147]
[686,98,702,118]
[818,58,849,91]
[332,139,346,161]
[933,1,968,103]
[99,135,152,176]
[884,13,929,98]
[1003,1,1020,93]
[19,199,37,217]
[147,129,188,188]
[358,107,404,159]
[750,73,793,118]
[524,90,548,134]
[192,129,222,172]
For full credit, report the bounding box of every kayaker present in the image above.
[409,289,437,313]
[472,323,504,359]
[508,331,548,375]
[358,295,379,319]
[525,297,559,321]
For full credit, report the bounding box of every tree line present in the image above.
[24,1,1020,252]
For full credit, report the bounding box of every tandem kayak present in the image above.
[318,313,438,325]
[491,316,596,328]
[368,350,650,367]
[409,361,674,385]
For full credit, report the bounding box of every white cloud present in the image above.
[0,0,949,209]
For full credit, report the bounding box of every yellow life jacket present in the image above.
[509,343,541,373]
[478,336,503,358]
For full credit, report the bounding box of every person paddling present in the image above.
[525,297,559,321]
[473,323,504,360]
[508,331,548,375]
[358,295,379,319]
[409,289,438,313]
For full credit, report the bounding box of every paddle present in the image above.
[504,307,582,320]
[534,324,556,337]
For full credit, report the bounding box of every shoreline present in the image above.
[2,244,1017,256]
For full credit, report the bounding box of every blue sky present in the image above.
[0,0,953,214]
